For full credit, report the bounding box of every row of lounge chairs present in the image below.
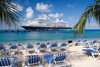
[81,40,100,63]
[37,42,68,53]
[77,40,97,44]
[0,57,17,67]
[81,40,100,54]
[0,42,70,67]
[0,53,71,67]
[0,42,68,56]
[82,46,100,56]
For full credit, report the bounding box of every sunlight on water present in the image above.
[0,30,100,43]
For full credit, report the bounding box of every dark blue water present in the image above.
[0,30,100,43]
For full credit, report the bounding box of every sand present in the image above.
[68,46,100,67]
[2,42,100,67]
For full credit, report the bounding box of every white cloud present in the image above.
[22,20,34,26]
[38,14,49,19]
[48,13,63,18]
[38,13,63,19]
[86,22,99,29]
[11,3,23,11]
[67,4,74,8]
[16,4,23,11]
[26,7,34,19]
[36,2,52,12]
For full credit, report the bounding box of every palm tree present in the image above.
[74,0,100,36]
[0,0,20,28]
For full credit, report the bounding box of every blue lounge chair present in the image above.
[82,44,90,48]
[36,42,40,45]
[25,55,42,67]
[87,40,97,46]
[9,44,20,55]
[8,43,13,46]
[76,40,83,45]
[82,49,96,54]
[0,57,17,67]
[43,54,54,64]
[26,43,34,53]
[53,53,71,67]
[0,44,5,55]
[0,44,5,51]
[60,43,68,51]
[54,41,58,44]
[82,45,100,54]
[98,48,100,51]
[18,43,22,46]
[10,45,18,50]
[83,40,87,42]
[43,54,54,67]
[82,47,100,62]
[51,43,58,48]
[0,44,10,56]
[92,40,97,44]
[93,47,100,52]
[54,53,67,63]
[40,43,47,48]
[38,43,47,53]
[26,43,34,49]
[92,47,100,63]
[77,40,81,42]
[47,42,50,45]
[17,43,24,50]
[49,43,59,51]
[61,43,67,46]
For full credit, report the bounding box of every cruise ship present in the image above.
[22,18,72,31]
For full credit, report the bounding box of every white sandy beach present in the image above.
[68,46,100,67]
[0,41,100,67]
[21,43,100,67]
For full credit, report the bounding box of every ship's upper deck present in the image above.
[24,18,70,27]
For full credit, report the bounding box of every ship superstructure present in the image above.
[22,18,72,31]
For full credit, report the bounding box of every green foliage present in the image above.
[0,0,20,26]
[74,0,100,37]
[96,0,100,3]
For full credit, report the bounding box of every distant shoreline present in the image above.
[0,29,100,31]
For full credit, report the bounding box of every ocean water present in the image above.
[0,30,100,43]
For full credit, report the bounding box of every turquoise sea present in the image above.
[0,30,100,43]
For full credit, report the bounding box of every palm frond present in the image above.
[95,0,100,3]
[74,3,100,37]
[0,0,20,26]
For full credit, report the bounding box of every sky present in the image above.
[1,0,100,29]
